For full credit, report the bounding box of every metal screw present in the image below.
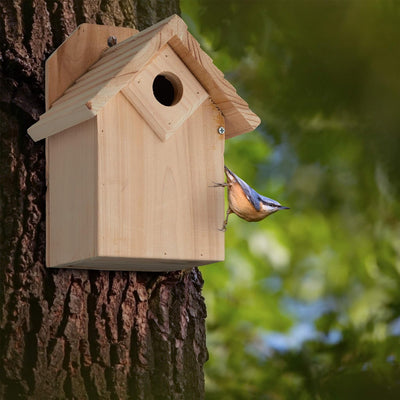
[107,36,117,47]
[218,126,225,135]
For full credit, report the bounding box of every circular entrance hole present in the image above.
[152,73,183,106]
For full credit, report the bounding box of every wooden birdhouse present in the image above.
[28,15,260,271]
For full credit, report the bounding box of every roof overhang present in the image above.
[28,15,260,142]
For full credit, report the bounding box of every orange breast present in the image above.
[228,183,267,222]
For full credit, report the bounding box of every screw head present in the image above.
[218,126,225,135]
[107,36,117,47]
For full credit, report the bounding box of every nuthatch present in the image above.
[214,166,289,231]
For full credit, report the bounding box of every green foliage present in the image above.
[181,0,400,398]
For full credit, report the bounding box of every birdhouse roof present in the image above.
[28,15,260,141]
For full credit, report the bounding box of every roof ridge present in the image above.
[28,15,260,142]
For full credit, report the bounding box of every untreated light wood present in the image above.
[28,14,260,142]
[168,33,261,138]
[94,93,225,268]
[46,93,225,270]
[46,118,98,267]
[122,44,208,141]
[46,23,137,110]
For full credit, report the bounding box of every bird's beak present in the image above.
[279,206,290,210]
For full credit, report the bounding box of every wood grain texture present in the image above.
[121,44,208,141]
[94,93,225,269]
[46,118,98,268]
[168,32,261,138]
[45,94,225,270]
[28,14,260,142]
[46,23,138,110]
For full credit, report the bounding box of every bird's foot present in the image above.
[218,223,227,232]
[210,182,229,188]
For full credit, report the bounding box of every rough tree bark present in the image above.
[0,1,208,399]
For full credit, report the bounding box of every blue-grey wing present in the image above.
[259,194,281,207]
[234,174,262,212]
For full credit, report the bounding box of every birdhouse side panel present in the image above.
[46,118,98,267]
[96,93,225,267]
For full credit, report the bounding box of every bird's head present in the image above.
[260,198,290,216]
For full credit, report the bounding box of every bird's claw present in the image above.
[209,182,229,188]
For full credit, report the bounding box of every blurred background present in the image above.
[181,1,400,399]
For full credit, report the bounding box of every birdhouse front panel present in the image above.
[94,93,225,270]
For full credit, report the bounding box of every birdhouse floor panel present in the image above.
[47,256,219,271]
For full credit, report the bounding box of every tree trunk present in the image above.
[0,1,208,399]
